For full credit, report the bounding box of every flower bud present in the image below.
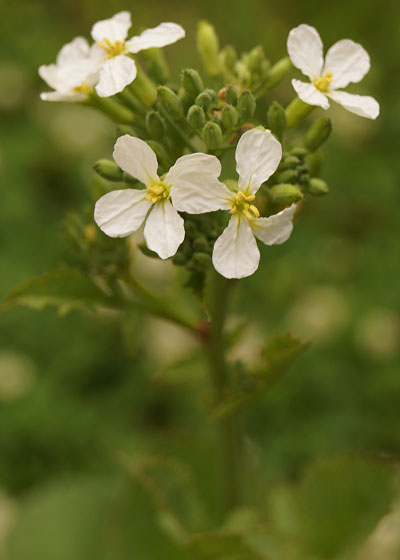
[191,252,212,272]
[204,88,217,103]
[172,252,187,266]
[306,150,322,177]
[247,46,265,73]
[267,101,286,140]
[93,159,123,181]
[192,234,210,252]
[307,177,329,196]
[202,121,223,149]
[187,105,206,129]
[146,140,171,170]
[304,117,332,152]
[264,56,292,89]
[268,184,303,205]
[221,104,239,130]
[276,169,298,184]
[141,48,170,83]
[182,68,204,100]
[197,20,220,77]
[290,146,308,158]
[145,110,165,140]
[225,84,239,106]
[237,90,256,121]
[195,91,212,112]
[281,155,300,169]
[219,45,237,73]
[157,86,183,120]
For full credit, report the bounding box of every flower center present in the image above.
[145,181,171,204]
[229,191,260,221]
[313,71,333,93]
[73,84,91,94]
[98,38,126,58]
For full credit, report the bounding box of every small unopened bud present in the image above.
[193,234,210,252]
[146,140,171,170]
[307,177,329,196]
[306,150,322,177]
[93,159,123,181]
[145,111,165,140]
[187,105,206,129]
[191,252,212,272]
[237,90,256,121]
[264,56,292,89]
[204,88,217,102]
[281,155,300,170]
[157,86,183,120]
[219,45,237,73]
[304,117,332,152]
[141,48,170,83]
[276,169,298,184]
[172,252,187,266]
[202,121,223,149]
[247,46,265,73]
[195,91,212,112]
[226,84,240,106]
[182,68,204,100]
[268,183,303,205]
[197,20,220,77]
[291,146,308,158]
[221,104,239,130]
[267,101,286,140]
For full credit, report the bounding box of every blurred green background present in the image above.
[0,0,399,558]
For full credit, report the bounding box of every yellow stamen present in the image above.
[313,71,333,93]
[145,181,171,204]
[229,191,260,220]
[73,84,90,94]
[98,38,126,58]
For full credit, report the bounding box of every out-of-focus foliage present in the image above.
[0,0,399,558]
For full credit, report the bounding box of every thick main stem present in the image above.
[206,271,240,515]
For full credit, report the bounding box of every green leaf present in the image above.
[261,332,311,385]
[1,267,115,315]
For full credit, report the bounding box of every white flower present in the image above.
[171,128,297,279]
[287,24,379,119]
[90,11,185,97]
[39,37,101,102]
[94,135,223,259]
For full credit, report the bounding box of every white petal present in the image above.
[91,11,131,43]
[292,79,330,109]
[324,39,370,89]
[56,37,90,65]
[39,62,93,93]
[127,22,185,54]
[327,90,379,119]
[252,204,296,245]
[95,55,137,97]
[40,91,86,102]
[38,64,61,90]
[144,200,185,259]
[287,24,324,80]
[113,135,159,185]
[212,215,260,279]
[167,153,232,213]
[236,128,282,195]
[94,189,151,238]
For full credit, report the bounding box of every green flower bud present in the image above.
[172,252,187,266]
[93,159,123,181]
[307,177,329,196]
[237,90,256,121]
[187,105,206,129]
[298,173,310,185]
[221,104,239,130]
[191,252,212,272]
[197,20,220,77]
[219,45,237,73]
[267,101,286,140]
[204,88,217,102]
[157,86,183,120]
[146,140,171,170]
[202,121,223,149]
[182,68,204,100]
[145,110,165,140]
[276,169,298,184]
[306,150,322,177]
[281,155,300,170]
[184,221,197,238]
[290,146,308,158]
[247,46,265,73]
[268,184,303,205]
[226,84,240,106]
[195,91,212,112]
[192,234,210,252]
[141,48,170,83]
[304,117,332,152]
[264,56,292,89]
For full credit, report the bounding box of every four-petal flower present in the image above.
[287,24,379,119]
[171,128,297,279]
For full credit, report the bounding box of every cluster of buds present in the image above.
[40,13,379,281]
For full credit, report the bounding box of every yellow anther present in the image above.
[313,71,333,93]
[249,205,260,218]
[73,84,90,94]
[98,38,126,58]
[229,191,260,220]
[145,181,171,204]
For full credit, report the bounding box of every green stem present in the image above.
[159,108,199,153]
[129,65,157,107]
[86,93,137,124]
[206,271,240,514]
[285,97,314,128]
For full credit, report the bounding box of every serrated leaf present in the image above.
[1,267,115,315]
